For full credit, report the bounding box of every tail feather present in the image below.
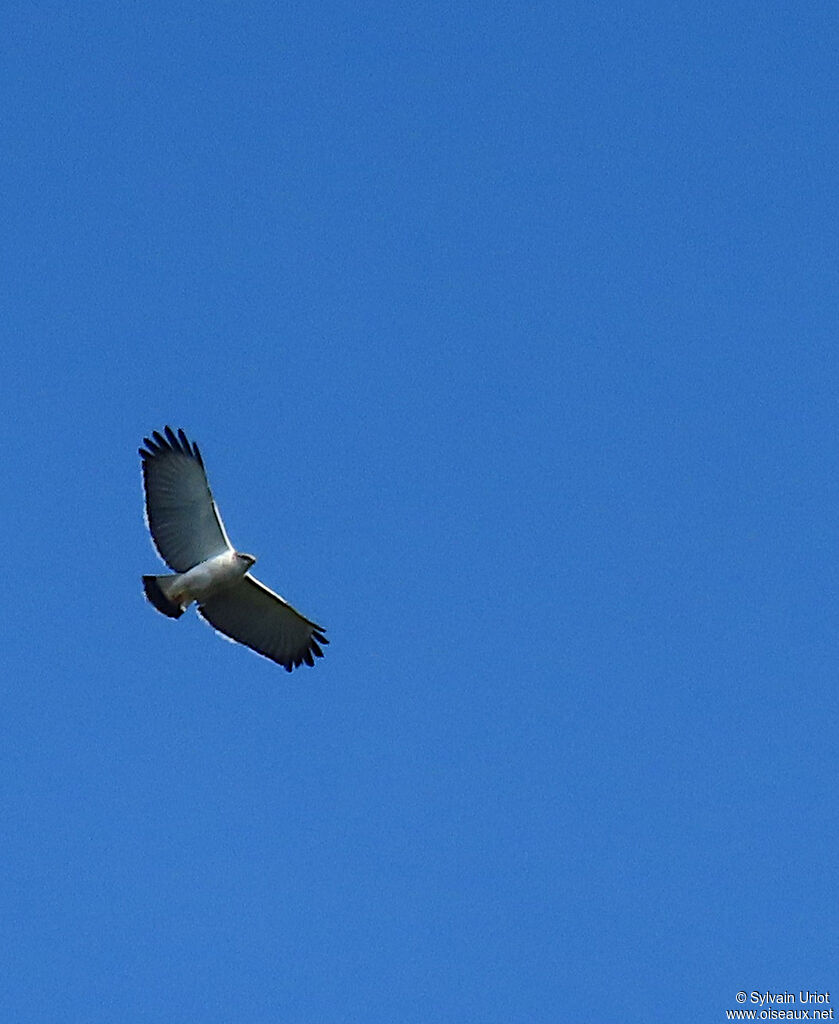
[142,575,185,619]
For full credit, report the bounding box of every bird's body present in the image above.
[143,549,255,616]
[139,427,327,671]
[178,549,254,604]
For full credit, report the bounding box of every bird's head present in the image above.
[237,552,257,569]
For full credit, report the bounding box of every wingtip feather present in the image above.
[139,427,203,466]
[164,425,182,453]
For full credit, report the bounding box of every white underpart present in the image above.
[164,550,251,608]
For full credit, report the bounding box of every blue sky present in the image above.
[1,2,836,1021]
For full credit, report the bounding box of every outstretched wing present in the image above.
[139,426,232,572]
[198,575,328,671]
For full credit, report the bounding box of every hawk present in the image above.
[140,427,328,671]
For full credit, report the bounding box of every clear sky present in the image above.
[1,2,836,1022]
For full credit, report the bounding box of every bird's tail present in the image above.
[142,575,186,619]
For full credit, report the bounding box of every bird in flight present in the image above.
[139,426,327,671]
